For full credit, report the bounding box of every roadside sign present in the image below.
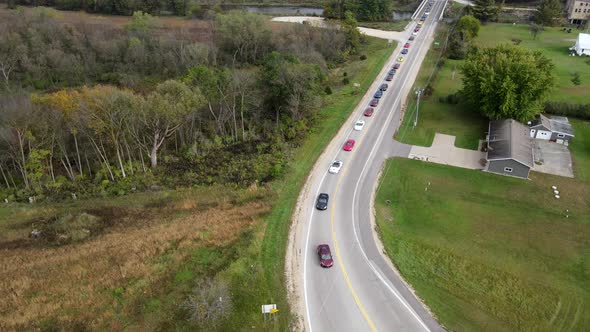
[434,42,440,46]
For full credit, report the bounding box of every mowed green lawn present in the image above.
[397,23,590,149]
[477,24,590,104]
[376,120,590,331]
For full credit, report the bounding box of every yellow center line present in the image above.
[330,133,378,332]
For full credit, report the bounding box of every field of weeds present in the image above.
[0,186,269,331]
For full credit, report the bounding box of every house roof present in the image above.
[487,119,534,168]
[534,114,575,136]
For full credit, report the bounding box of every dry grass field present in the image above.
[0,187,269,330]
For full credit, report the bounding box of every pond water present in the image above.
[230,5,324,16]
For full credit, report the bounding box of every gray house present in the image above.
[529,114,575,144]
[486,119,534,179]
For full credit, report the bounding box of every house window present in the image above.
[504,167,513,173]
[557,133,565,138]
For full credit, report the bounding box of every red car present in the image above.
[393,63,401,70]
[364,107,374,116]
[404,43,410,48]
[369,98,379,107]
[385,74,394,81]
[414,27,420,32]
[343,139,356,151]
[317,244,334,268]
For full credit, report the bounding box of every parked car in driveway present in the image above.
[354,120,365,131]
[317,244,333,268]
[369,98,379,107]
[380,83,388,91]
[374,90,383,99]
[364,107,375,116]
[316,193,329,210]
[328,160,342,174]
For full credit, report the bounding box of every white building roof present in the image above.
[577,33,590,49]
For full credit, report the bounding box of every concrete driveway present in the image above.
[408,133,485,170]
[271,16,411,42]
[532,141,574,178]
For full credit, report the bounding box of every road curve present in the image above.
[295,1,448,331]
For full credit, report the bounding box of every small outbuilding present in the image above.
[486,119,534,179]
[570,33,590,56]
[529,114,575,144]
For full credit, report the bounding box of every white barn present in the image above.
[571,33,590,56]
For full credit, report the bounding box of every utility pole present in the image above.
[414,88,423,129]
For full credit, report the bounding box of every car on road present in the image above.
[393,63,401,69]
[385,74,394,81]
[354,119,365,131]
[404,43,410,48]
[425,11,430,16]
[364,107,375,116]
[409,36,415,41]
[374,90,383,99]
[388,69,396,75]
[401,49,408,55]
[316,193,329,210]
[417,21,423,25]
[328,160,342,174]
[317,244,333,268]
[421,15,427,20]
[397,56,405,62]
[414,27,420,32]
[412,31,418,36]
[380,83,388,91]
[343,139,356,151]
[369,98,379,107]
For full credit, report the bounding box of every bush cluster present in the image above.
[543,101,590,120]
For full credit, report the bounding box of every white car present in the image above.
[329,160,343,174]
[425,11,430,16]
[412,31,418,36]
[354,120,365,131]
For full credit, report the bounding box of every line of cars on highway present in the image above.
[315,3,432,268]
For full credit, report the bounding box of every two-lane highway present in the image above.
[299,1,448,331]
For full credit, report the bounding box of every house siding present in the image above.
[550,132,573,142]
[487,159,530,179]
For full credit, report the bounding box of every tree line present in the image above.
[0,8,357,201]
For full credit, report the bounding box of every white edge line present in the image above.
[304,2,441,330]
[349,3,443,331]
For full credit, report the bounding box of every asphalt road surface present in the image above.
[300,1,448,331]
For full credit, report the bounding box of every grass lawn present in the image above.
[378,117,590,331]
[375,156,590,331]
[397,23,590,149]
[359,20,410,31]
[476,24,590,104]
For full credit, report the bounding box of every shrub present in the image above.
[359,54,367,60]
[544,101,590,120]
[325,86,333,95]
[342,77,350,85]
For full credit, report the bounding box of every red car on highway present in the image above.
[343,139,356,151]
[393,63,401,70]
[369,98,379,107]
[317,244,334,268]
[404,43,410,48]
[364,107,374,116]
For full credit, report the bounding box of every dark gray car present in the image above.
[316,193,329,210]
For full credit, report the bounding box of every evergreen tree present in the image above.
[472,0,500,22]
[534,0,562,26]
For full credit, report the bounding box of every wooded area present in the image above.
[0,7,356,201]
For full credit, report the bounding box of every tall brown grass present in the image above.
[0,199,268,331]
